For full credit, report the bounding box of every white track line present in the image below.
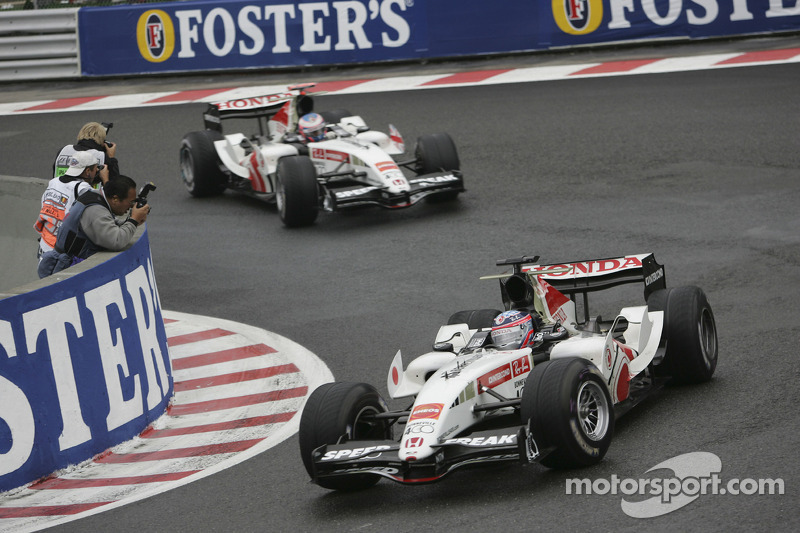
[0,310,333,533]
[1,48,798,116]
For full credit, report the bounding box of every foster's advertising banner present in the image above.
[80,0,432,75]
[79,1,800,77]
[0,229,172,492]
[544,0,800,46]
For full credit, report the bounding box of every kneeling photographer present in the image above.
[38,176,152,278]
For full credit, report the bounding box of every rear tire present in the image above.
[521,358,614,469]
[415,133,461,202]
[180,130,226,197]
[276,155,319,227]
[648,286,718,384]
[447,309,502,329]
[298,382,392,491]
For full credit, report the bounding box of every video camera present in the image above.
[136,182,156,208]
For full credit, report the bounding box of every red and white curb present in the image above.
[1,47,798,116]
[0,310,333,533]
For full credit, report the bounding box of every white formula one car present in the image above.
[180,84,464,227]
[299,253,718,490]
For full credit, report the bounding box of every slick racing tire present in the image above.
[447,309,502,329]
[276,155,319,227]
[180,130,226,197]
[298,382,393,491]
[415,132,461,202]
[319,108,355,125]
[521,358,614,469]
[647,286,718,384]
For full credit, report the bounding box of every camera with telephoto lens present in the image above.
[102,122,114,147]
[136,182,156,208]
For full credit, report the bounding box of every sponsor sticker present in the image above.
[321,445,392,461]
[478,364,512,391]
[376,161,400,173]
[526,255,645,278]
[443,434,517,447]
[409,403,444,421]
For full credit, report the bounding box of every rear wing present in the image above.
[494,253,666,324]
[203,83,318,132]
[203,93,294,132]
[522,253,666,299]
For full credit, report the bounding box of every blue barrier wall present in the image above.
[0,228,172,493]
[78,0,800,77]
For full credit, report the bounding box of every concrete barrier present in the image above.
[0,175,172,493]
[0,175,47,294]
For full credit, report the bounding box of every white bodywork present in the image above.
[388,344,533,462]
[385,261,664,463]
[212,114,406,199]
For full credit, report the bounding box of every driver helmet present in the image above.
[298,113,326,142]
[490,310,536,350]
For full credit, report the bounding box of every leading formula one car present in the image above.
[299,253,718,490]
[180,84,464,227]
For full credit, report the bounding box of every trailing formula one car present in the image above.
[180,84,464,227]
[299,253,718,490]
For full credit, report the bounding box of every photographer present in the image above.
[34,151,100,258]
[38,176,150,278]
[53,122,119,185]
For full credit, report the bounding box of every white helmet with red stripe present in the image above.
[298,113,326,142]
[490,310,536,349]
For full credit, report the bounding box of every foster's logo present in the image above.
[552,0,603,35]
[137,10,175,63]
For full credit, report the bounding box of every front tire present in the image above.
[415,132,461,202]
[521,358,614,469]
[298,382,392,491]
[180,130,226,197]
[276,155,319,227]
[648,286,718,384]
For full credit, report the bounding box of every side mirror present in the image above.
[613,317,629,335]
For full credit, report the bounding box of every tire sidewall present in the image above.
[276,155,319,227]
[654,286,718,384]
[521,358,614,469]
[298,382,390,490]
[415,132,460,174]
[180,130,226,197]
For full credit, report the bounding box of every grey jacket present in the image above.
[79,191,138,252]
[37,189,137,278]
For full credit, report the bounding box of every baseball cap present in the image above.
[64,151,98,177]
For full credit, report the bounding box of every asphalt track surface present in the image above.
[1,37,799,531]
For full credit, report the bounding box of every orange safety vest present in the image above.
[34,178,91,252]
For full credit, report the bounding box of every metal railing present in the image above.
[0,1,180,81]
[0,8,79,81]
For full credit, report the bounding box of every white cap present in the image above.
[64,151,98,177]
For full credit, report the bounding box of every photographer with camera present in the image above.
[35,151,101,259]
[38,176,151,278]
[53,121,119,186]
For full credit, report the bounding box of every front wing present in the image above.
[310,426,543,485]
[324,171,464,210]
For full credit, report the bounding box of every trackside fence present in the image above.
[0,8,79,81]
